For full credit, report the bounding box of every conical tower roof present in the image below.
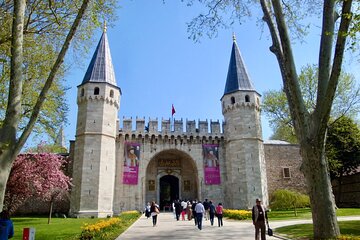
[223,35,255,95]
[81,27,117,87]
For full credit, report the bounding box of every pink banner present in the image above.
[122,142,140,185]
[203,144,221,185]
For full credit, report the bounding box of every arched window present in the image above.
[245,95,250,102]
[110,90,114,98]
[80,88,84,97]
[231,96,235,104]
[94,87,100,95]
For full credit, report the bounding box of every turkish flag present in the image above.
[172,104,176,116]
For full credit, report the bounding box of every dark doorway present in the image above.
[159,175,179,210]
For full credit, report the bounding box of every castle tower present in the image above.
[70,26,121,217]
[222,35,268,209]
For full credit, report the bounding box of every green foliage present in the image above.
[270,189,310,212]
[262,64,360,143]
[270,124,298,144]
[326,116,360,179]
[0,0,118,140]
[25,141,68,154]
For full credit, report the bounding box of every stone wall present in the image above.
[264,142,307,197]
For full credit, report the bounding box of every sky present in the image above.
[58,0,359,148]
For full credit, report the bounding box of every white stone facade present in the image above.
[68,33,305,218]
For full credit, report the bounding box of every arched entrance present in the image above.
[159,175,179,209]
[145,149,199,209]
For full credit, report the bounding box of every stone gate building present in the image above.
[69,29,306,218]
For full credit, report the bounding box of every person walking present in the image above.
[145,202,151,219]
[0,210,14,239]
[172,201,176,219]
[203,199,210,220]
[186,201,192,220]
[181,200,187,221]
[194,200,205,230]
[209,201,216,226]
[150,201,160,227]
[215,202,224,227]
[252,198,268,240]
[174,200,182,221]
[191,200,197,226]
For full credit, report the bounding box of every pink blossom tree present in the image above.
[3,152,71,223]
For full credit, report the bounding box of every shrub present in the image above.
[270,189,310,215]
[223,209,252,220]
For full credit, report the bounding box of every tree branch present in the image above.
[316,0,335,112]
[319,0,353,125]
[0,0,26,146]
[16,0,91,153]
[270,0,308,135]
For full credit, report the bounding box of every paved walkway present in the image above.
[116,213,360,240]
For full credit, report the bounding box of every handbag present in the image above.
[267,221,273,236]
[155,207,160,214]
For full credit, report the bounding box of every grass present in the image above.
[11,211,141,240]
[275,221,360,240]
[267,208,313,220]
[267,208,360,220]
[12,217,100,240]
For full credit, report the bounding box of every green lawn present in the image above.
[267,208,360,220]
[11,212,141,240]
[275,220,360,240]
[12,217,100,240]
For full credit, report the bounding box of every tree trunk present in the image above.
[0,152,16,211]
[48,200,53,224]
[300,137,340,238]
[0,0,26,211]
[0,0,90,211]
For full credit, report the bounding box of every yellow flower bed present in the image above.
[121,210,139,215]
[223,209,252,220]
[80,218,121,239]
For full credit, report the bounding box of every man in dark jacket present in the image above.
[252,199,268,240]
[203,199,210,220]
[174,200,182,221]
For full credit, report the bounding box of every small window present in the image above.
[148,180,155,191]
[245,95,250,102]
[94,87,100,95]
[81,88,84,97]
[283,167,291,178]
[231,96,235,104]
[110,89,114,98]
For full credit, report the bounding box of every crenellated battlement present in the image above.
[119,117,224,137]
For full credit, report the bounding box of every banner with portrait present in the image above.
[122,142,140,185]
[203,144,221,185]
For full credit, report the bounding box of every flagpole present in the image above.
[171,104,176,132]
